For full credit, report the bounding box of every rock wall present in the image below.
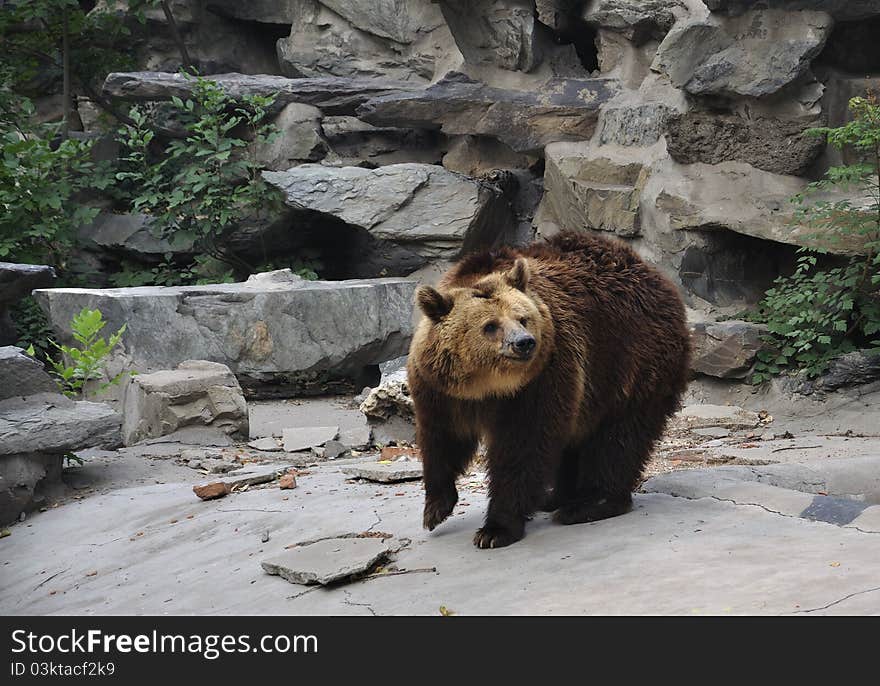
[83,0,880,382]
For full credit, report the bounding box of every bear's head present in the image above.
[411,257,555,400]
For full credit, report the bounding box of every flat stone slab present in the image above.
[342,459,423,483]
[103,71,420,116]
[0,396,122,456]
[356,71,619,154]
[34,271,415,385]
[282,426,339,453]
[263,163,508,258]
[248,437,282,452]
[261,537,393,585]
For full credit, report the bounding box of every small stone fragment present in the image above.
[279,473,297,490]
[248,437,282,452]
[323,440,348,460]
[193,482,230,500]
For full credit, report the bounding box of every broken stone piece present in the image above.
[261,537,393,585]
[342,458,423,483]
[322,440,348,460]
[282,426,339,453]
[279,473,297,490]
[248,437,282,452]
[193,482,230,500]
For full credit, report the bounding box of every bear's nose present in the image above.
[512,333,536,357]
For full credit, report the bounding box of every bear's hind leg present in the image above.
[554,398,675,526]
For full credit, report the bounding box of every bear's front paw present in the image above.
[473,523,524,549]
[423,490,458,531]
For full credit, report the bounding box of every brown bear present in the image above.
[407,230,691,549]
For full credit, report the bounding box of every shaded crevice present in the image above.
[550,17,599,73]
[678,230,800,307]
[814,16,880,75]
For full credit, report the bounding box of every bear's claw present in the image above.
[423,491,458,531]
[473,524,523,549]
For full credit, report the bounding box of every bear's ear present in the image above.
[505,257,530,292]
[416,285,453,322]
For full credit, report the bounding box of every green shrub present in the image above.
[0,90,112,269]
[30,307,131,399]
[750,94,880,382]
[115,73,283,277]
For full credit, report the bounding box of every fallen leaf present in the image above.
[830,561,841,568]
[439,605,455,616]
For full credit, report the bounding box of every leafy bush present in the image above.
[11,296,54,360]
[750,94,880,382]
[30,307,130,398]
[0,90,112,269]
[115,73,283,277]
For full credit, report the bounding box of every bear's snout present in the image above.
[507,332,536,360]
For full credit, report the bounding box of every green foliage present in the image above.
[0,0,147,95]
[750,95,880,383]
[0,90,112,269]
[116,73,283,277]
[108,254,235,287]
[36,308,130,398]
[11,296,53,360]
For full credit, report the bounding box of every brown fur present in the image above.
[407,230,691,548]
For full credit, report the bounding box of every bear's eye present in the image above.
[483,321,499,336]
[519,317,528,327]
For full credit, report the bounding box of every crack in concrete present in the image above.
[215,508,286,513]
[791,586,880,614]
[285,586,320,601]
[660,491,800,520]
[658,491,880,534]
[366,509,382,532]
[343,590,377,616]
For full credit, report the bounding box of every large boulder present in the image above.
[599,98,681,147]
[583,0,684,45]
[263,163,514,259]
[103,71,420,116]
[321,116,446,168]
[0,263,56,345]
[276,0,453,82]
[356,71,619,154]
[33,270,416,397]
[0,346,58,400]
[665,111,825,176]
[253,102,328,169]
[0,346,122,523]
[122,360,249,445]
[78,213,187,258]
[541,144,648,237]
[652,9,832,98]
[690,320,768,379]
[652,161,870,255]
[439,0,543,72]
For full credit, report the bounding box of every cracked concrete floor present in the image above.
[1,445,879,616]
